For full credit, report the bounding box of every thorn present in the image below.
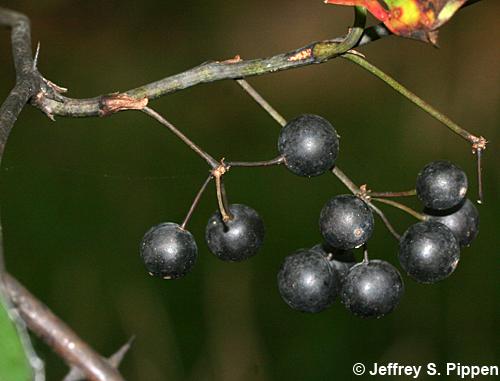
[108,336,135,368]
[62,336,135,381]
[33,42,41,69]
[42,77,68,94]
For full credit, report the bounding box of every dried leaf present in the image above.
[325,0,468,43]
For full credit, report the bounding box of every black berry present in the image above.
[278,114,339,177]
[341,260,404,319]
[416,160,468,210]
[399,221,460,284]
[205,204,265,261]
[140,222,197,279]
[310,243,356,283]
[319,194,374,250]
[278,249,340,313]
[425,199,479,247]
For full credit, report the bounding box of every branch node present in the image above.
[357,184,372,202]
[471,135,488,154]
[220,55,242,64]
[287,48,313,62]
[99,93,148,117]
[32,91,56,121]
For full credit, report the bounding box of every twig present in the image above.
[3,273,126,381]
[28,6,378,118]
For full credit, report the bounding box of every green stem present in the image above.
[342,53,480,144]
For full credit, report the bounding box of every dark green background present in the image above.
[1,1,498,380]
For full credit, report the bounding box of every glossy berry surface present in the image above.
[416,160,468,210]
[399,221,460,284]
[278,114,339,177]
[341,260,404,319]
[311,243,355,283]
[319,194,374,250]
[278,249,339,313]
[425,199,479,247]
[205,204,265,261]
[140,222,197,279]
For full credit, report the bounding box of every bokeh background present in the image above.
[0,1,498,380]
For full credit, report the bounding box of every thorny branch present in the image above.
[0,1,485,379]
[3,273,126,381]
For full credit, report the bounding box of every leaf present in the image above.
[325,0,468,44]
[0,291,34,381]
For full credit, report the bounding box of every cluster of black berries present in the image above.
[278,192,403,318]
[139,114,337,278]
[139,114,479,320]
[400,161,479,283]
[278,160,479,318]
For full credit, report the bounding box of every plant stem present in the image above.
[142,106,219,168]
[226,156,285,167]
[369,189,416,198]
[371,197,426,221]
[181,174,213,230]
[342,53,480,144]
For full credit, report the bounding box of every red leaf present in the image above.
[325,0,468,44]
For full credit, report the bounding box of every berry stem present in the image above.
[181,174,213,230]
[371,197,426,221]
[142,106,219,169]
[342,53,484,145]
[226,156,285,167]
[369,189,416,198]
[236,80,287,127]
[331,166,360,194]
[476,148,483,204]
[368,202,401,240]
[362,244,369,264]
[213,166,232,222]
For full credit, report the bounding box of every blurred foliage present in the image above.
[0,1,498,380]
[0,295,33,381]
